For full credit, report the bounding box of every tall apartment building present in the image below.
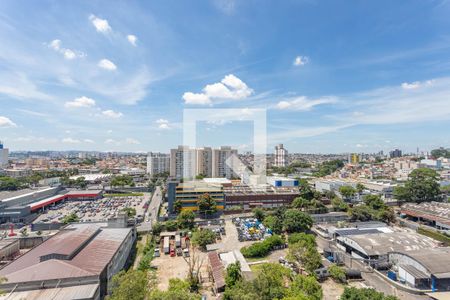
[274,144,288,167]
[389,149,402,158]
[212,146,238,178]
[169,146,238,179]
[0,142,9,168]
[146,152,170,176]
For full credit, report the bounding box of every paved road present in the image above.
[137,186,162,233]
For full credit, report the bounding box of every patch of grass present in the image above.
[418,227,450,246]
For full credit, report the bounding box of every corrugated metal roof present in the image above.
[393,248,450,278]
[0,223,131,284]
[399,264,428,279]
[208,251,225,290]
[0,283,99,300]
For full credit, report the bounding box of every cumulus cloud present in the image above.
[98,59,117,71]
[127,35,137,46]
[0,116,17,128]
[293,55,309,66]
[65,96,96,108]
[89,14,111,33]
[401,80,433,90]
[276,96,337,111]
[102,110,123,118]
[183,74,253,105]
[48,39,85,60]
[155,118,171,129]
[62,137,80,144]
[83,139,94,144]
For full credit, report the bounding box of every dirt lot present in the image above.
[152,246,210,290]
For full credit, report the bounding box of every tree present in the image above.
[253,207,265,221]
[262,215,283,234]
[108,270,148,300]
[286,275,323,300]
[149,278,201,300]
[197,193,217,216]
[122,207,136,218]
[287,239,322,273]
[191,229,216,250]
[340,287,398,300]
[152,222,164,236]
[75,176,87,189]
[177,210,196,229]
[431,148,450,159]
[328,264,346,283]
[62,212,79,224]
[173,200,182,213]
[394,168,441,203]
[331,197,349,212]
[288,233,316,246]
[282,209,313,233]
[225,261,242,287]
[165,220,178,231]
[291,197,310,209]
[224,280,258,300]
[356,183,366,194]
[252,263,291,300]
[339,186,356,201]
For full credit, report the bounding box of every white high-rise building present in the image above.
[274,144,288,167]
[169,146,238,179]
[0,142,9,169]
[212,146,238,179]
[146,152,170,176]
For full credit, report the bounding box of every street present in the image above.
[137,186,162,233]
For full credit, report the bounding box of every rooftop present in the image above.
[392,248,450,278]
[0,187,55,202]
[339,232,438,256]
[0,223,131,284]
[401,202,450,226]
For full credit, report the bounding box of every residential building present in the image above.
[274,144,288,167]
[390,148,402,158]
[170,146,196,179]
[196,147,213,177]
[146,152,170,176]
[212,146,238,179]
[0,141,9,168]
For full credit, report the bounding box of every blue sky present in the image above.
[0,0,450,153]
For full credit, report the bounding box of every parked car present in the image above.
[183,248,190,257]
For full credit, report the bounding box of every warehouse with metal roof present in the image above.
[0,222,135,299]
[389,248,450,291]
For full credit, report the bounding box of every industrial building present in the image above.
[401,202,450,230]
[336,231,438,265]
[0,222,135,299]
[388,248,450,291]
[0,187,60,223]
[0,188,103,223]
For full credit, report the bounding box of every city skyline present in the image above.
[1,1,450,153]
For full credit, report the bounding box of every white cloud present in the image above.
[155,118,171,129]
[48,39,85,60]
[89,14,111,33]
[0,116,17,128]
[401,81,421,89]
[65,96,96,108]
[276,96,337,111]
[105,138,118,145]
[127,35,137,46]
[125,138,140,144]
[83,139,94,144]
[0,73,52,101]
[102,110,123,118]
[98,59,117,71]
[62,137,80,144]
[293,55,309,66]
[183,74,253,105]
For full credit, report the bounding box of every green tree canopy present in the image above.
[394,168,441,203]
[282,209,313,233]
[339,186,356,201]
[340,287,398,300]
[197,193,217,215]
[253,207,265,221]
[191,229,216,250]
[108,270,148,300]
[262,215,283,234]
[176,210,196,229]
[225,261,242,287]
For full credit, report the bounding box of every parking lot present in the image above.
[33,195,147,224]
